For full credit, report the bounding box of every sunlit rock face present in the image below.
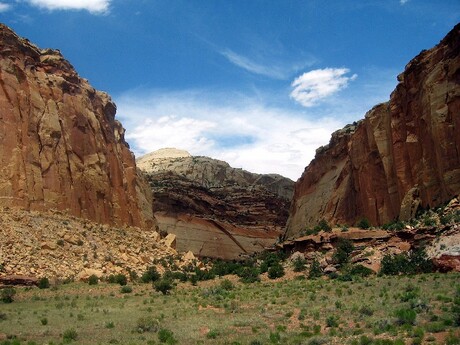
[138,148,294,259]
[286,24,460,239]
[0,24,154,228]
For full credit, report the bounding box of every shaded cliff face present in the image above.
[286,24,460,239]
[138,148,294,259]
[0,24,154,228]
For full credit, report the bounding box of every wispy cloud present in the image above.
[220,49,316,80]
[290,68,357,107]
[25,0,111,14]
[0,2,11,12]
[400,0,409,4]
[115,89,343,180]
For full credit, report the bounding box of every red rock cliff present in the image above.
[0,24,154,228]
[285,24,460,238]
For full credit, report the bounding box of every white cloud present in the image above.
[25,0,110,14]
[221,49,315,80]
[0,2,11,12]
[400,0,409,4]
[115,90,343,180]
[290,68,357,107]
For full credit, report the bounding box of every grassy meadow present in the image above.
[1,272,460,345]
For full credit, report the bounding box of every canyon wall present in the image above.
[138,148,294,259]
[285,24,460,238]
[0,24,154,228]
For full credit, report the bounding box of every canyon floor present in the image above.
[1,272,459,345]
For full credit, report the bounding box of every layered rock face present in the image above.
[0,24,154,228]
[286,24,460,238]
[138,148,294,259]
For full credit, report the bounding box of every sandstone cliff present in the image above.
[0,24,154,228]
[138,148,294,259]
[285,23,460,238]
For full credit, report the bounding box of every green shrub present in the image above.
[268,263,285,279]
[308,259,322,279]
[120,285,133,293]
[380,248,433,275]
[88,274,98,285]
[357,218,371,229]
[109,274,127,286]
[1,287,16,303]
[154,279,174,295]
[210,260,241,276]
[40,317,48,325]
[333,238,354,266]
[105,321,115,329]
[158,328,177,344]
[38,277,50,289]
[141,266,161,283]
[136,316,160,333]
[326,315,339,327]
[206,329,220,339]
[317,219,332,232]
[350,265,374,277]
[394,308,416,325]
[220,279,234,291]
[259,252,284,273]
[382,220,405,231]
[293,256,306,272]
[62,328,78,342]
[237,266,260,284]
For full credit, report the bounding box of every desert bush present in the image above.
[394,308,416,326]
[237,266,260,284]
[154,279,174,295]
[220,278,234,291]
[38,277,50,289]
[268,263,285,279]
[88,274,98,286]
[333,238,354,266]
[382,220,405,231]
[359,306,374,316]
[210,260,241,276]
[120,285,133,293]
[158,328,177,344]
[40,317,48,325]
[1,287,16,303]
[293,256,306,272]
[357,218,371,229]
[136,316,160,333]
[259,252,284,273]
[62,328,78,342]
[317,219,332,232]
[108,274,127,286]
[350,264,374,277]
[308,259,322,279]
[380,248,432,275]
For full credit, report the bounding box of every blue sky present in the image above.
[1,1,459,179]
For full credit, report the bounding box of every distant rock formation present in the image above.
[285,23,460,239]
[0,24,154,228]
[138,148,294,259]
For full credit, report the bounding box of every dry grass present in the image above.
[0,272,459,344]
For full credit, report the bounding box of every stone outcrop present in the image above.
[138,148,294,259]
[0,24,154,228]
[281,198,460,272]
[285,24,460,238]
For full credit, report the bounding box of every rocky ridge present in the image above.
[0,24,154,228]
[138,149,294,259]
[286,23,460,238]
[282,197,460,273]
